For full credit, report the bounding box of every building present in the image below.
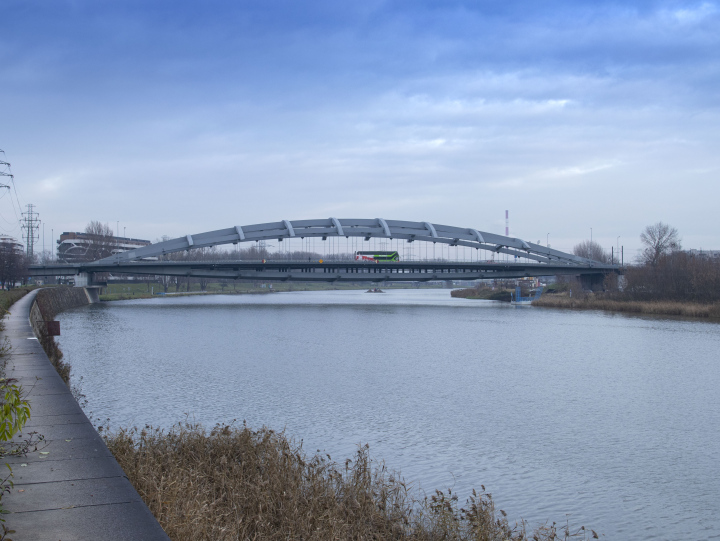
[57,232,151,263]
[0,236,24,255]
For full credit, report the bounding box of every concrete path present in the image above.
[1,290,170,541]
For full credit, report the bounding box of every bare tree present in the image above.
[187,246,223,291]
[83,221,116,261]
[0,243,28,288]
[640,222,681,266]
[156,236,175,293]
[573,240,609,263]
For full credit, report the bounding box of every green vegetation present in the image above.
[0,288,37,539]
[104,421,596,541]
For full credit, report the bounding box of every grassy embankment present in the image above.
[0,287,35,319]
[532,293,720,319]
[99,282,439,301]
[453,281,720,320]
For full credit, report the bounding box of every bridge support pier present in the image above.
[74,272,103,303]
[578,273,605,292]
[74,272,92,287]
[84,287,101,303]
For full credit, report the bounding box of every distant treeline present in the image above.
[622,251,720,303]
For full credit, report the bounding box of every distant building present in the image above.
[0,236,24,255]
[57,232,151,263]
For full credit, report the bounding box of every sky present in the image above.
[1,0,719,258]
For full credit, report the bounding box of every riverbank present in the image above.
[532,293,720,319]
[0,287,36,316]
[450,287,512,302]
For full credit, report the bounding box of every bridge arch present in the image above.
[99,218,602,267]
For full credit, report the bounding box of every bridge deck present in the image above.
[29,259,620,283]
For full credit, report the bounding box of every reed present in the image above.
[532,294,720,319]
[104,421,596,541]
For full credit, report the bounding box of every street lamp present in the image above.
[590,227,593,243]
[546,233,550,248]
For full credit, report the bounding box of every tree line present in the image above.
[571,222,720,303]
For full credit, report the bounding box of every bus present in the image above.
[355,251,400,262]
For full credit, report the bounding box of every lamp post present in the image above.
[590,227,593,243]
[547,233,549,248]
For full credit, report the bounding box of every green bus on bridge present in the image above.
[355,251,400,262]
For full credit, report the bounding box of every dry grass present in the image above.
[533,294,720,319]
[0,288,34,320]
[104,421,597,541]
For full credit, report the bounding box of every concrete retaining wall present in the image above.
[33,286,91,320]
[29,286,91,346]
[28,287,92,385]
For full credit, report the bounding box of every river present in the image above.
[55,289,720,539]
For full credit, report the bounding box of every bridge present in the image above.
[29,218,620,286]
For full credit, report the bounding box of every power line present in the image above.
[0,150,23,225]
[0,150,13,201]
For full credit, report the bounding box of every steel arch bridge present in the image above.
[29,218,620,284]
[100,218,601,265]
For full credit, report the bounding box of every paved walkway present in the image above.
[2,290,169,540]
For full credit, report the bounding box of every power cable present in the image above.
[0,150,24,227]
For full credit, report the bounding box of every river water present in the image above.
[55,289,720,539]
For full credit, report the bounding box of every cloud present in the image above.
[666,2,718,23]
[1,1,719,252]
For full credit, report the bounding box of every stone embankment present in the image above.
[2,288,169,540]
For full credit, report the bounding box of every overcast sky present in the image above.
[1,0,718,257]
